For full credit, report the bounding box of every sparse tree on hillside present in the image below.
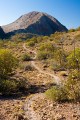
[67,48,80,70]
[0,49,18,78]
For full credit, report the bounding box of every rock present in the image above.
[17,114,24,120]
[2,11,68,36]
[0,26,5,39]
[54,114,66,120]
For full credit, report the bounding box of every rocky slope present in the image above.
[2,11,68,36]
[0,26,5,39]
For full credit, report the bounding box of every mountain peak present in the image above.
[2,11,68,36]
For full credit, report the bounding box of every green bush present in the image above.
[51,63,66,71]
[39,43,55,52]
[45,86,67,102]
[37,42,56,60]
[37,51,50,60]
[0,78,29,96]
[17,79,29,92]
[54,49,67,66]
[26,37,37,47]
[0,80,18,95]
[0,49,18,78]
[45,70,80,102]
[22,53,31,61]
[37,37,43,43]
[67,48,80,70]
[27,40,36,47]
[68,29,76,32]
[65,70,80,101]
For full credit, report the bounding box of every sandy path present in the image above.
[23,43,61,85]
[24,93,44,120]
[23,43,62,120]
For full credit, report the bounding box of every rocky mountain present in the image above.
[2,11,68,36]
[0,26,5,39]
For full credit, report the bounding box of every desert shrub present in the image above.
[68,29,76,32]
[27,40,36,47]
[0,40,4,48]
[37,36,43,43]
[45,86,67,102]
[67,48,80,70]
[50,63,66,71]
[26,37,37,47]
[50,32,62,39]
[37,42,56,60]
[54,49,67,65]
[76,26,80,31]
[0,78,29,96]
[39,43,55,52]
[0,49,18,78]
[65,70,80,101]
[22,53,31,61]
[0,80,18,95]
[37,51,50,60]
[45,70,80,102]
[19,63,26,70]
[16,78,29,92]
[24,65,34,71]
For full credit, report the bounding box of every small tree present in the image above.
[37,51,50,60]
[22,53,31,61]
[0,49,18,78]
[65,70,80,101]
[67,48,80,70]
[39,43,55,52]
[54,49,67,66]
[45,86,67,102]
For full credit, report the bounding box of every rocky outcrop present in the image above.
[2,11,68,36]
[0,26,5,39]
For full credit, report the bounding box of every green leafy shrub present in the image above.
[22,53,31,61]
[37,43,56,60]
[16,78,29,92]
[37,51,50,60]
[26,37,37,47]
[27,40,36,47]
[0,78,29,96]
[45,86,67,102]
[45,70,80,102]
[0,49,18,78]
[67,48,80,70]
[68,29,76,32]
[39,43,55,52]
[65,70,80,101]
[50,62,66,71]
[54,49,67,66]
[0,80,18,95]
[37,36,43,43]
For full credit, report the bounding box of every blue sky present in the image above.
[0,0,80,29]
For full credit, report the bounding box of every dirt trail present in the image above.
[23,43,61,85]
[24,93,44,120]
[23,43,62,120]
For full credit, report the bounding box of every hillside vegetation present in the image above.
[0,29,80,120]
[0,29,80,96]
